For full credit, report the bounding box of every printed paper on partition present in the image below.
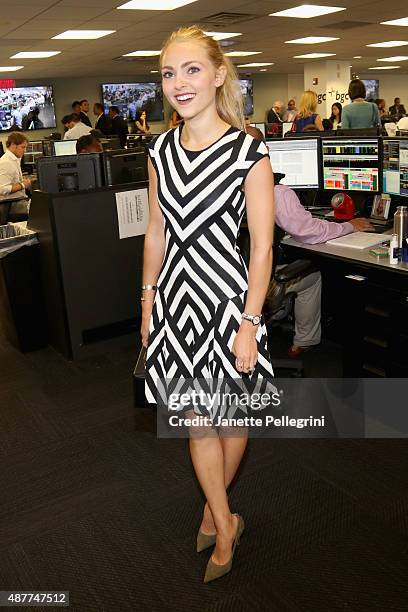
[115,188,149,239]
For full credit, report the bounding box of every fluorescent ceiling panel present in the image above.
[123,50,161,56]
[285,36,339,44]
[368,65,400,69]
[293,53,336,58]
[381,18,408,26]
[204,32,242,41]
[117,0,198,9]
[10,51,60,58]
[367,40,408,47]
[270,5,346,19]
[237,62,274,67]
[0,66,24,71]
[52,30,115,39]
[224,51,261,57]
[376,55,408,61]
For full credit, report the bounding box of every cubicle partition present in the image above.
[28,183,148,359]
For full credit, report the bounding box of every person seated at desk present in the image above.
[389,97,406,120]
[76,134,103,154]
[134,110,151,135]
[63,113,92,140]
[0,132,31,222]
[292,90,324,132]
[268,185,373,358]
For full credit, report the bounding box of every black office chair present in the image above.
[0,198,29,224]
[237,176,316,376]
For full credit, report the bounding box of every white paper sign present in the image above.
[115,188,149,239]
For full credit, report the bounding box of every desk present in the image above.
[282,236,408,377]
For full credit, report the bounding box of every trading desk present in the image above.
[282,235,408,377]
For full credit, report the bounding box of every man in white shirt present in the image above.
[63,113,92,140]
[0,132,31,222]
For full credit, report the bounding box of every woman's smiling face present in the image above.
[161,41,225,121]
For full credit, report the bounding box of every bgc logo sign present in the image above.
[317,90,350,105]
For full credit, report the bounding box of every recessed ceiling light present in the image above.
[52,30,115,39]
[367,41,408,47]
[368,65,400,69]
[381,17,408,26]
[0,66,24,71]
[237,62,274,67]
[293,53,336,58]
[377,55,408,61]
[204,32,242,41]
[10,51,60,59]
[259,69,268,72]
[353,55,362,58]
[122,50,161,57]
[224,51,261,57]
[151,70,159,73]
[117,0,197,9]
[270,5,346,19]
[285,36,339,44]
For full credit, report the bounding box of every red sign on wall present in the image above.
[0,79,16,89]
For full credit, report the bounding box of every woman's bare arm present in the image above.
[232,156,275,372]
[141,157,166,347]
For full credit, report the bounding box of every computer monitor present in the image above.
[321,137,380,192]
[102,148,148,186]
[100,137,121,151]
[282,122,293,136]
[266,138,320,189]
[37,154,103,193]
[383,137,408,198]
[54,140,77,156]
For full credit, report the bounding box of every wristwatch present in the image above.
[242,312,262,326]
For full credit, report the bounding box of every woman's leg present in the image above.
[200,433,248,534]
[189,426,244,564]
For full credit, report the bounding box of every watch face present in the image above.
[253,315,261,325]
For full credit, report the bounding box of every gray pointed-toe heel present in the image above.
[203,514,245,583]
[196,529,217,552]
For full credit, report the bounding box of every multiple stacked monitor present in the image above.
[36,138,147,193]
[266,136,408,198]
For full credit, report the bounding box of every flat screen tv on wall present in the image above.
[0,85,56,131]
[101,82,164,122]
[362,79,379,101]
[240,79,254,116]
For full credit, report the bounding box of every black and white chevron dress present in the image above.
[145,125,275,412]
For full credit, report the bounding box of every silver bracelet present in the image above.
[141,284,157,291]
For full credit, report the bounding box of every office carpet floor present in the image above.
[0,326,407,612]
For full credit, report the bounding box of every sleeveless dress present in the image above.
[293,113,317,132]
[145,126,275,415]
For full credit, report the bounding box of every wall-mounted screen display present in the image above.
[239,79,253,116]
[101,82,164,122]
[321,138,380,192]
[0,86,56,131]
[362,79,379,101]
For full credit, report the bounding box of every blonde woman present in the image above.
[293,90,324,132]
[141,26,275,582]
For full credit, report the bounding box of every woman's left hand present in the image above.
[232,325,258,374]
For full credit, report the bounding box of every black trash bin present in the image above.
[0,223,48,352]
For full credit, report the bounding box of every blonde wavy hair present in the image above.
[297,90,318,118]
[160,25,245,131]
